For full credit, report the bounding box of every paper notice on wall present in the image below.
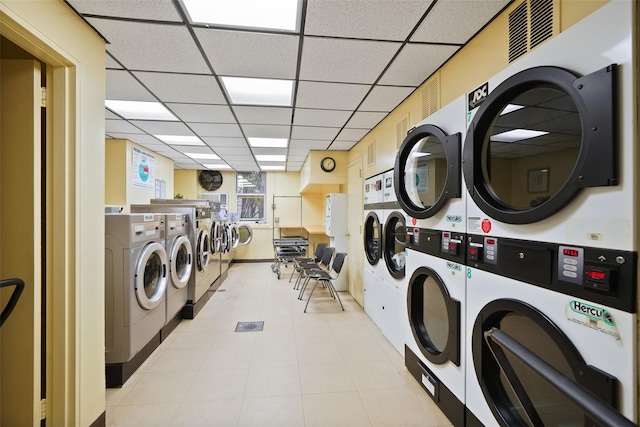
[132,147,155,189]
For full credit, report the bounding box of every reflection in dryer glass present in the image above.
[497,313,581,425]
[421,275,449,352]
[390,220,406,271]
[144,252,162,298]
[176,245,189,278]
[483,86,581,210]
[404,135,447,209]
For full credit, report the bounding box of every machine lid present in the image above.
[395,124,461,219]
[170,235,192,289]
[364,211,382,266]
[382,211,406,279]
[463,65,617,224]
[134,241,168,310]
[473,299,618,426]
[408,266,460,366]
[196,229,210,271]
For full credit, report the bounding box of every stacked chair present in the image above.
[295,246,335,298]
[302,252,347,313]
[289,242,327,286]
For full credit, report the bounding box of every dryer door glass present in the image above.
[135,242,168,310]
[144,252,163,299]
[421,276,449,351]
[364,212,382,265]
[196,230,210,270]
[404,135,446,210]
[171,235,192,288]
[483,86,580,211]
[238,224,253,246]
[384,213,406,278]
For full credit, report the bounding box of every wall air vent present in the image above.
[396,114,410,148]
[508,0,555,63]
[367,141,376,166]
[421,73,440,119]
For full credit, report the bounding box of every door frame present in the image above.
[347,157,364,306]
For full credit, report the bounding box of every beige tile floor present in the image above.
[106,262,454,427]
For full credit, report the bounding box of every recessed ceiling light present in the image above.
[185,152,220,160]
[248,137,288,148]
[106,100,178,121]
[183,0,299,31]
[491,129,549,142]
[155,135,204,145]
[255,155,286,162]
[221,77,293,106]
[203,163,232,170]
[260,165,286,171]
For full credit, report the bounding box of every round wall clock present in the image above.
[198,170,223,191]
[320,156,336,173]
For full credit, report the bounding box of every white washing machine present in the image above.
[465,259,637,426]
[164,213,192,328]
[104,213,168,384]
[363,173,385,328]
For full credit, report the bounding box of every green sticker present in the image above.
[466,268,472,279]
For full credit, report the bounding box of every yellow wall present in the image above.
[105,138,127,206]
[174,169,199,199]
[0,0,107,425]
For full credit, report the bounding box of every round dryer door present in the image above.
[395,124,461,219]
[383,212,406,279]
[237,224,253,246]
[212,221,222,253]
[170,235,192,289]
[463,65,617,224]
[230,224,240,249]
[220,223,230,253]
[473,299,618,426]
[408,267,460,366]
[364,212,382,266]
[196,229,210,271]
[134,241,168,310]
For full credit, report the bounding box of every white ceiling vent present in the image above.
[509,0,555,63]
[421,73,440,120]
[396,114,410,148]
[367,140,376,166]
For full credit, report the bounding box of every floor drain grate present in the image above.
[235,321,264,332]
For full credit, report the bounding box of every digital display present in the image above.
[486,239,495,245]
[443,232,450,238]
[469,248,478,254]
[586,270,606,281]
[563,248,580,257]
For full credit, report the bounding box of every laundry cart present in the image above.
[270,195,308,279]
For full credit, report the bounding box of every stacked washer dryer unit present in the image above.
[104,213,169,387]
[394,96,466,426]
[379,169,410,354]
[462,2,637,425]
[363,173,385,329]
[164,213,193,334]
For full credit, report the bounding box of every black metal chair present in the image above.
[289,242,327,285]
[296,246,334,297]
[302,252,347,313]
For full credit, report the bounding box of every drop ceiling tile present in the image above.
[87,18,209,73]
[211,146,252,156]
[289,139,330,150]
[379,44,460,86]
[105,109,119,119]
[412,0,510,43]
[105,119,145,134]
[166,103,235,123]
[106,133,164,147]
[241,124,290,138]
[291,126,340,141]
[188,123,243,137]
[305,0,433,41]
[335,128,369,142]
[359,85,415,112]
[289,148,311,156]
[174,162,203,169]
[129,120,194,135]
[345,111,388,129]
[66,0,182,22]
[218,155,253,162]
[134,72,226,104]
[202,137,247,147]
[330,141,358,151]
[195,29,298,79]
[106,70,155,101]
[296,81,369,110]
[233,106,292,125]
[106,54,123,69]
[300,37,400,84]
[287,161,304,168]
[293,108,352,127]
[287,155,308,162]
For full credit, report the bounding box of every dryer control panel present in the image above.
[407,227,465,264]
[466,234,637,313]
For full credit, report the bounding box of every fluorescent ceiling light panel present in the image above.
[491,129,549,142]
[203,163,232,170]
[105,100,178,121]
[500,104,525,115]
[248,137,288,148]
[260,165,286,171]
[183,0,299,31]
[155,135,204,145]
[411,152,431,158]
[221,77,293,106]
[185,152,220,160]
[255,155,286,162]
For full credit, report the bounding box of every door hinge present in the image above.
[41,87,47,108]
[40,398,46,420]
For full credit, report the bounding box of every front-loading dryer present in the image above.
[164,213,192,331]
[363,173,385,329]
[194,206,213,302]
[104,213,169,386]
